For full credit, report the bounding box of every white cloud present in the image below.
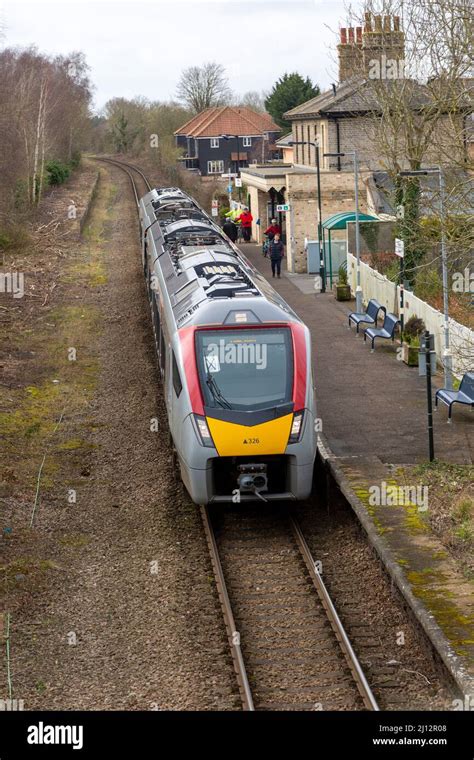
[2,0,354,110]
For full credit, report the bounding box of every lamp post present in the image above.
[288,139,325,292]
[324,151,362,312]
[399,167,452,390]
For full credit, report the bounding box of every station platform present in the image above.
[239,243,473,466]
[239,243,474,697]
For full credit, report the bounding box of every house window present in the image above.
[210,138,219,148]
[243,137,252,147]
[207,160,224,174]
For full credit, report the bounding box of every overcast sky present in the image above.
[2,0,362,112]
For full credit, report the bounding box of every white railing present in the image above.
[347,254,474,378]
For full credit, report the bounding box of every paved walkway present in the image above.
[240,243,473,465]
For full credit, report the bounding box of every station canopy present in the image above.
[322,211,378,230]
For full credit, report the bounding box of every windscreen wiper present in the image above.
[206,372,232,409]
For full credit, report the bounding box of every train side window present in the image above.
[160,328,166,373]
[153,293,160,329]
[172,352,182,397]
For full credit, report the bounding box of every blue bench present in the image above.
[348,299,386,334]
[435,372,474,422]
[364,313,400,352]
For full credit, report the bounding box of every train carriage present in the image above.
[139,186,317,504]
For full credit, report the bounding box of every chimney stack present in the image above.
[337,25,363,82]
[337,12,405,83]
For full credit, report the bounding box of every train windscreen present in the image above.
[195,328,293,411]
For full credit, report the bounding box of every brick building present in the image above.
[241,12,472,273]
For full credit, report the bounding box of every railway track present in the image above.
[201,504,379,711]
[92,156,454,711]
[93,155,151,207]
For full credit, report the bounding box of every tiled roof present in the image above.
[276,132,293,146]
[174,106,280,137]
[284,77,474,120]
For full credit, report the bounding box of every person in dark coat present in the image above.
[268,233,284,278]
[223,218,238,243]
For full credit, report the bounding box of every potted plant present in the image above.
[402,315,425,366]
[334,265,351,301]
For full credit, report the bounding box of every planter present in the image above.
[334,284,351,301]
[402,341,419,366]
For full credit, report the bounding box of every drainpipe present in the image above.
[336,120,341,171]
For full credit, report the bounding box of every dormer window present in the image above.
[210,138,219,148]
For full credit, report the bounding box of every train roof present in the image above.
[140,188,301,329]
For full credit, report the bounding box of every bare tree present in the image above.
[0,47,92,213]
[237,90,268,112]
[176,62,232,113]
[351,0,473,286]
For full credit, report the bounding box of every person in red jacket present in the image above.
[238,208,253,242]
[264,218,281,240]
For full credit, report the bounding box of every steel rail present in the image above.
[104,156,152,192]
[289,514,380,711]
[200,505,255,711]
[92,156,150,207]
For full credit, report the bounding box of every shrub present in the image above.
[338,264,348,285]
[46,160,70,186]
[69,151,82,169]
[403,315,425,345]
[414,267,443,302]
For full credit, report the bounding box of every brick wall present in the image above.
[285,170,369,273]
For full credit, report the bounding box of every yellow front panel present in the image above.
[207,414,293,456]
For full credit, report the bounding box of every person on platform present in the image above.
[222,218,238,243]
[238,208,253,242]
[268,233,285,278]
[264,218,281,241]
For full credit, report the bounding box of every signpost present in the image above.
[394,238,404,257]
[276,204,290,212]
[235,177,242,188]
[394,238,405,333]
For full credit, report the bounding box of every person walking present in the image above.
[222,218,238,243]
[268,233,284,278]
[238,207,253,242]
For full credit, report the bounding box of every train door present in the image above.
[151,292,160,355]
[169,348,183,452]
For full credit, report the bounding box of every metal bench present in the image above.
[364,313,400,352]
[435,372,474,422]
[348,299,386,334]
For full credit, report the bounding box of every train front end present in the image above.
[178,316,316,504]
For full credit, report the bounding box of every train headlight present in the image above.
[288,411,304,444]
[194,415,215,448]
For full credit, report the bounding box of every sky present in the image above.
[1,0,362,112]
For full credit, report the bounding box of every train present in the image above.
[138,186,317,504]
